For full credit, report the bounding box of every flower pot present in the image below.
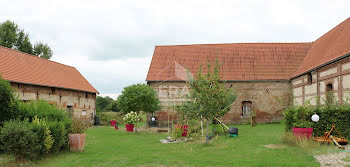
[69,133,86,151]
[292,127,313,139]
[125,124,134,132]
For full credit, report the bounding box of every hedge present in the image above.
[283,104,350,139]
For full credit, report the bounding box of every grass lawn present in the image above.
[1,124,320,167]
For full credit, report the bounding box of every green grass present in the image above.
[1,124,320,167]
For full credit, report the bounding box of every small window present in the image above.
[307,73,312,84]
[85,93,88,98]
[242,101,252,117]
[51,88,55,94]
[326,83,333,103]
[82,110,87,116]
[66,106,73,117]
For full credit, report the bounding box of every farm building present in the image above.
[146,18,350,124]
[0,46,98,119]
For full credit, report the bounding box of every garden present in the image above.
[0,60,349,167]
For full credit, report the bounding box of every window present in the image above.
[66,106,73,118]
[307,73,312,84]
[242,101,252,117]
[82,110,87,116]
[326,83,333,103]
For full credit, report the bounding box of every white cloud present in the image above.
[1,0,349,94]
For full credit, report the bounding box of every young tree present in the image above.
[0,20,53,59]
[0,76,18,126]
[117,83,161,133]
[184,58,237,140]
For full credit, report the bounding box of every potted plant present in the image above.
[69,116,90,151]
[291,107,314,139]
[292,122,313,139]
[123,112,139,132]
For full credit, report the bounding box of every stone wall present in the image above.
[148,80,291,125]
[10,82,96,119]
[292,56,350,105]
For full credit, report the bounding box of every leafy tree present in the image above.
[34,42,53,59]
[0,76,18,126]
[96,96,114,112]
[0,20,53,59]
[181,59,237,140]
[117,83,161,133]
[107,100,120,112]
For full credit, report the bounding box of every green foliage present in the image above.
[0,119,41,161]
[0,20,53,59]
[47,121,69,152]
[96,112,124,126]
[17,100,69,122]
[96,96,115,112]
[70,116,90,134]
[122,111,140,124]
[117,83,161,114]
[180,58,237,121]
[33,42,53,59]
[31,116,54,155]
[0,76,18,126]
[171,125,183,140]
[283,104,350,139]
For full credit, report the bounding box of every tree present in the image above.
[182,58,237,140]
[0,76,18,126]
[0,20,53,59]
[96,96,114,112]
[117,83,161,133]
[34,42,53,59]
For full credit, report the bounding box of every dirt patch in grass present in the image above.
[314,145,350,167]
[262,144,287,149]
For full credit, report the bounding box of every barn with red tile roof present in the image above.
[0,46,98,119]
[147,18,350,124]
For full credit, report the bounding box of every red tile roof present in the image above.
[293,18,350,77]
[0,46,98,93]
[146,43,312,81]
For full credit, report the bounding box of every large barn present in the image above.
[146,18,350,124]
[0,46,98,119]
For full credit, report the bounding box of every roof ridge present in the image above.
[156,42,313,47]
[0,45,75,68]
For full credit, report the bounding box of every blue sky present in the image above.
[1,0,349,99]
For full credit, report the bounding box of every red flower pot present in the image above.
[292,127,313,139]
[125,124,134,132]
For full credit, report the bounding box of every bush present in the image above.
[31,116,54,155]
[0,76,18,126]
[0,119,41,161]
[47,121,69,152]
[70,116,90,134]
[17,100,69,122]
[283,104,350,139]
[96,112,124,126]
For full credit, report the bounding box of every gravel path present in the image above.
[314,145,350,167]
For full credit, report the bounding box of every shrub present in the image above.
[123,112,140,124]
[0,119,41,161]
[283,104,350,139]
[0,76,18,126]
[17,100,69,122]
[96,112,124,126]
[70,116,90,134]
[47,121,68,152]
[31,116,54,155]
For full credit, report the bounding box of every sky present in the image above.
[1,0,349,99]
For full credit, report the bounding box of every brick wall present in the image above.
[10,82,96,119]
[148,80,291,125]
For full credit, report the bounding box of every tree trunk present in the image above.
[206,120,209,143]
[135,112,138,133]
[201,115,204,136]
